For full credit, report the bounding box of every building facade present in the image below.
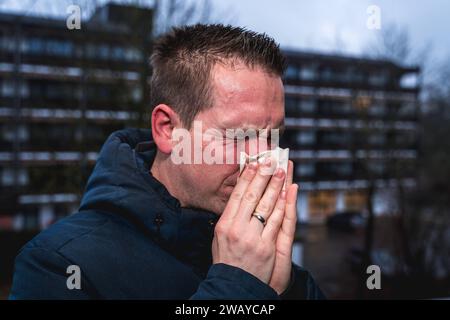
[0,3,153,231]
[280,51,420,223]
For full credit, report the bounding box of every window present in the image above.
[98,44,110,59]
[285,65,299,80]
[86,43,96,58]
[0,79,27,97]
[299,99,316,113]
[284,97,316,114]
[285,97,298,113]
[22,207,39,230]
[0,36,15,51]
[28,37,46,54]
[319,100,351,115]
[296,131,316,145]
[1,79,14,97]
[321,67,333,81]
[124,47,142,62]
[398,102,416,116]
[350,70,365,83]
[400,73,419,89]
[395,132,416,146]
[321,132,351,145]
[368,104,386,116]
[368,161,385,175]
[308,191,337,219]
[320,67,345,82]
[369,70,388,86]
[327,162,353,176]
[344,191,367,212]
[2,124,29,142]
[340,103,352,114]
[47,39,73,57]
[296,163,315,177]
[368,133,386,145]
[111,46,125,60]
[44,82,76,100]
[131,87,142,102]
[300,65,316,81]
[1,168,29,186]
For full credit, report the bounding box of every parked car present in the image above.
[326,211,366,232]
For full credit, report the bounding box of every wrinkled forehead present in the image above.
[208,61,285,131]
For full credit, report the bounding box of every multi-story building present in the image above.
[0,3,153,231]
[280,50,420,223]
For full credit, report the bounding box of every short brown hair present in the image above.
[150,24,286,128]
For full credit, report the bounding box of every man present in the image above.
[9,24,324,299]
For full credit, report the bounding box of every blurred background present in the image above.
[0,0,449,299]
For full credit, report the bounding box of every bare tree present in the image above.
[366,23,411,64]
[365,24,450,298]
[153,0,235,36]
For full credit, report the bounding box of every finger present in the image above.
[281,183,298,240]
[286,160,294,187]
[262,189,287,240]
[222,161,258,220]
[252,167,286,224]
[249,212,269,232]
[236,157,276,223]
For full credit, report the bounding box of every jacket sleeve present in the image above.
[279,263,326,300]
[9,246,93,300]
[190,263,280,300]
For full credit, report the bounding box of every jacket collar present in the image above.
[79,129,219,277]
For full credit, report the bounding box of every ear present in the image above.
[151,104,180,154]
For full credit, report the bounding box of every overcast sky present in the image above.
[1,0,449,66]
[214,0,450,63]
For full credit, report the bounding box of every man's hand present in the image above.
[212,158,287,284]
[269,160,298,294]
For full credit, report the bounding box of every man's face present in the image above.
[174,62,285,215]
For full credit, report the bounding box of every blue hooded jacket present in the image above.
[9,129,324,299]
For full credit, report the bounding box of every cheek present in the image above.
[200,164,239,189]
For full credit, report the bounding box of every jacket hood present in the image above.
[79,128,219,276]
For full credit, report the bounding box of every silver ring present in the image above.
[252,213,266,226]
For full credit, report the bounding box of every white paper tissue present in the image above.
[239,147,289,189]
